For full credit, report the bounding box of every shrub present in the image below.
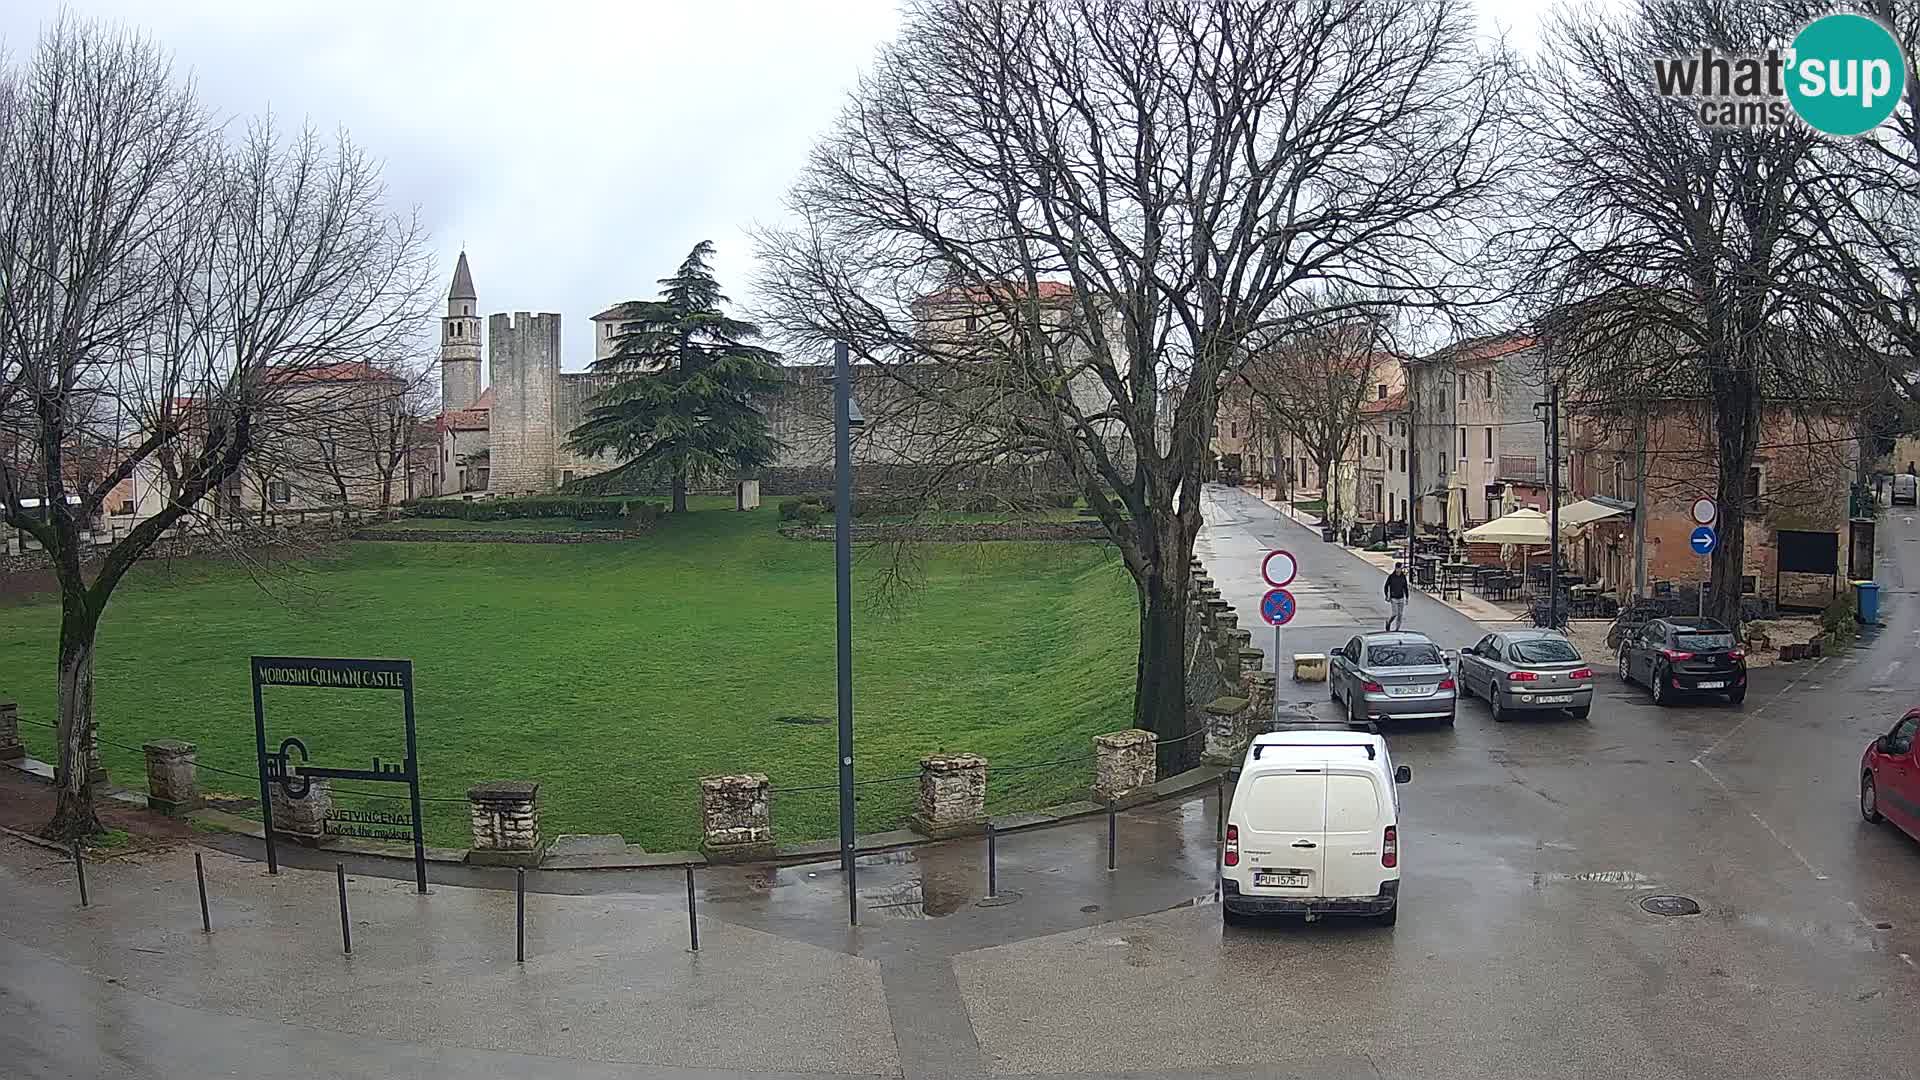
[1821,594,1858,645]
[794,503,824,527]
[1047,490,1080,509]
[779,496,829,522]
[407,496,661,526]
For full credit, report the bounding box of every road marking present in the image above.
[1691,658,1832,882]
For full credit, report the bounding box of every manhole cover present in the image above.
[1640,895,1702,917]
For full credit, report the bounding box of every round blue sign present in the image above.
[1261,587,1297,626]
[1690,525,1717,555]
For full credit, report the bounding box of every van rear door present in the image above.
[1319,770,1390,899]
[1239,770,1327,895]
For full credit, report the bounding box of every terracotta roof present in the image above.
[271,360,404,385]
[915,280,1075,307]
[441,409,490,432]
[1425,333,1536,365]
[1360,390,1407,415]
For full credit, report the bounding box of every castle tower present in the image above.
[440,251,482,411]
[488,311,562,493]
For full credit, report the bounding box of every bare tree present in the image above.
[0,18,434,839]
[1522,0,1872,630]
[1237,321,1395,532]
[755,0,1519,762]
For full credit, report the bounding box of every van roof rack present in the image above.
[1252,742,1376,761]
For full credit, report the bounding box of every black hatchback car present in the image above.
[1617,618,1747,706]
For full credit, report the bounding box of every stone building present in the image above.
[1404,333,1552,537]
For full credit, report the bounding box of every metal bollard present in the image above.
[1107,803,1117,872]
[985,822,998,899]
[71,839,88,907]
[335,863,352,955]
[1215,774,1225,843]
[515,868,525,964]
[685,864,700,952]
[195,852,210,932]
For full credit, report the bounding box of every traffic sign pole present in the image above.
[1273,621,1283,726]
[1259,583,1298,727]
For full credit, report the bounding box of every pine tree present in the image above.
[567,241,782,512]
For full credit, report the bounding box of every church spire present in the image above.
[449,250,477,302]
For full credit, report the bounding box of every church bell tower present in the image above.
[441,251,482,411]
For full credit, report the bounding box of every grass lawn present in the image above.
[0,502,1137,851]
[365,516,632,533]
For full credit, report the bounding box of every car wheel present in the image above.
[1222,902,1248,927]
[1330,673,1340,702]
[1650,664,1670,707]
[1863,773,1885,824]
[1374,903,1398,927]
[1618,649,1633,685]
[1490,694,1507,722]
[1727,688,1746,706]
[1570,705,1591,720]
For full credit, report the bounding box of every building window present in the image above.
[965,313,978,333]
[1459,428,1467,458]
[117,499,134,515]
[1745,466,1765,499]
[1377,383,1388,400]
[1230,421,1239,439]
[1484,427,1494,460]
[269,481,291,504]
[1458,373,1468,400]
[1483,371,1493,397]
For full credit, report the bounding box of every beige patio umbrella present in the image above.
[1462,508,1551,545]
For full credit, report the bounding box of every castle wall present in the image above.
[488,312,561,494]
[553,372,621,483]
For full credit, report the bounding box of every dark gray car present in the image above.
[1329,631,1457,726]
[1457,629,1594,721]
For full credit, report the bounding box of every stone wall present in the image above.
[699,773,774,861]
[778,521,1108,543]
[487,312,562,494]
[551,371,621,482]
[467,780,542,866]
[909,753,988,838]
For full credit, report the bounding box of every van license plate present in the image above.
[1697,680,1725,689]
[1255,871,1309,888]
[1387,684,1434,697]
[1536,695,1572,704]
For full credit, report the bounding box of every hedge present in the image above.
[402,496,664,527]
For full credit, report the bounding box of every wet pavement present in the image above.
[4,484,1919,1079]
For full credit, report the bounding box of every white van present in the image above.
[1221,730,1409,926]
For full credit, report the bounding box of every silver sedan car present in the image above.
[1328,631,1457,726]
[1456,629,1594,721]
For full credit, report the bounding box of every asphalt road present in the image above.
[2,485,1917,1080]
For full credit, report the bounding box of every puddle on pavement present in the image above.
[861,869,974,919]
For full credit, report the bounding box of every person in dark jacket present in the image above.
[1385,562,1410,631]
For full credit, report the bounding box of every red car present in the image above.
[1862,709,1920,837]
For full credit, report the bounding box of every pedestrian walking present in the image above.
[1385,562,1410,631]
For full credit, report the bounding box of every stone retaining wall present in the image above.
[353,528,645,544]
[779,521,1108,543]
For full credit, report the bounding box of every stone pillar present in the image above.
[269,778,331,844]
[700,773,774,861]
[141,739,198,814]
[1236,647,1265,680]
[1202,696,1253,765]
[909,753,988,838]
[0,702,22,761]
[736,479,761,511]
[1246,671,1276,731]
[467,780,543,866]
[1093,729,1158,803]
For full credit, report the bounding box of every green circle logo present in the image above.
[1787,13,1906,136]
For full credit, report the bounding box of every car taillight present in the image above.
[1508,670,1537,681]
[1224,823,1239,867]
[1660,648,1694,661]
[1437,677,1455,691]
[1362,680,1384,693]
[1726,649,1745,661]
[1382,825,1398,868]
[1569,668,1592,680]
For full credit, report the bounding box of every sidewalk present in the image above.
[1346,545,1522,626]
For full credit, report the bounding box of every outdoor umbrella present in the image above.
[1462,508,1551,545]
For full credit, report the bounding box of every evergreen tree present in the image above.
[568,241,781,512]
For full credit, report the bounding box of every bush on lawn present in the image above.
[404,496,663,528]
[1821,594,1858,646]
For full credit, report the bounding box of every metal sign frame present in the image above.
[250,656,425,893]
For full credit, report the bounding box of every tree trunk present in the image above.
[1709,384,1761,632]
[1131,512,1195,775]
[46,602,102,841]
[671,469,688,514]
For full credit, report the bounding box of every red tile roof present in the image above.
[915,280,1075,307]
[271,360,404,385]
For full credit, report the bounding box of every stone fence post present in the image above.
[142,739,198,814]
[467,781,543,866]
[700,773,775,861]
[910,753,988,838]
[1246,671,1276,729]
[0,702,21,762]
[1202,696,1254,766]
[269,778,331,844]
[1093,729,1158,803]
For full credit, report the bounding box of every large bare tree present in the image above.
[1237,321,1395,532]
[754,0,1519,762]
[1523,0,1871,630]
[0,17,433,839]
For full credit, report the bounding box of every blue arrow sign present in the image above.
[1690,525,1717,555]
[1261,587,1297,626]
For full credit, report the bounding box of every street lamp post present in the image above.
[832,341,862,926]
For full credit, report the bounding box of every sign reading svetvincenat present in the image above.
[1653,12,1905,136]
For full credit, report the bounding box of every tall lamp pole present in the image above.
[833,340,860,926]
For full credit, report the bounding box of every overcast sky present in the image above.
[2,0,1545,370]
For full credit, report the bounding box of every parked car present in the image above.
[1221,729,1410,925]
[1893,472,1917,507]
[1457,629,1594,721]
[1329,631,1457,726]
[1617,617,1747,705]
[1862,709,1920,838]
